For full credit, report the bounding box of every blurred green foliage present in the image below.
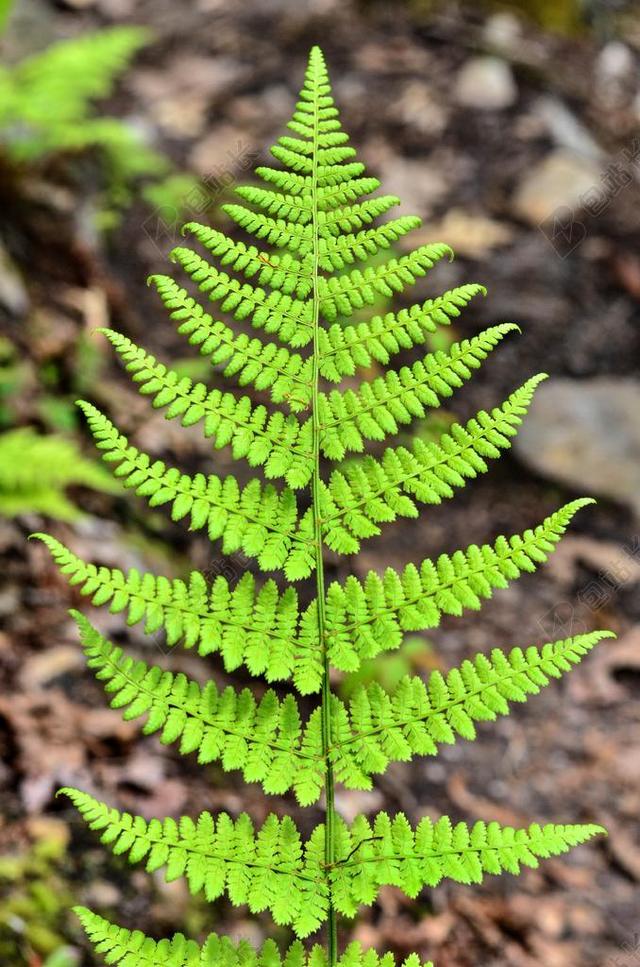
[0,818,79,965]
[0,26,199,225]
[0,426,119,519]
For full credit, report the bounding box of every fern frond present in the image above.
[317,217,423,272]
[319,376,547,556]
[78,401,316,579]
[62,788,327,938]
[71,613,323,803]
[317,284,487,381]
[222,204,314,255]
[0,427,117,520]
[170,247,314,349]
[101,329,314,488]
[318,324,518,460]
[34,534,309,684]
[61,789,605,935]
[330,813,605,914]
[322,498,594,671]
[318,244,452,322]
[328,631,613,786]
[149,275,313,412]
[75,907,434,967]
[182,221,314,298]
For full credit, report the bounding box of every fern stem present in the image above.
[309,50,338,966]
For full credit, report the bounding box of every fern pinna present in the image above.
[37,47,612,967]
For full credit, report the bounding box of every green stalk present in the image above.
[309,63,338,966]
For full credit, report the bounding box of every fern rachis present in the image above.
[37,47,611,967]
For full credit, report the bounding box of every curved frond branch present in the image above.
[75,907,434,967]
[34,534,310,686]
[322,498,594,671]
[318,324,519,460]
[320,376,547,556]
[101,328,314,488]
[318,243,452,322]
[170,247,314,349]
[329,631,614,787]
[183,221,314,298]
[149,274,313,412]
[318,284,487,381]
[317,217,423,271]
[329,813,605,915]
[72,613,324,802]
[77,401,316,579]
[61,788,327,938]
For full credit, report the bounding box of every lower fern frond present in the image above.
[75,907,434,966]
[321,498,595,672]
[78,401,316,579]
[65,787,603,939]
[329,631,614,786]
[34,534,305,684]
[330,813,605,915]
[73,613,324,804]
[62,788,327,938]
[320,376,547,555]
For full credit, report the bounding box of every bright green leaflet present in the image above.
[39,48,611,966]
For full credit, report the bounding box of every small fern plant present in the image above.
[36,47,612,967]
[0,27,195,221]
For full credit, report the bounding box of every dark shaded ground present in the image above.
[1,1,639,965]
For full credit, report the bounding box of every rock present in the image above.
[396,80,448,137]
[514,377,640,516]
[533,97,602,160]
[511,150,601,225]
[483,12,522,56]
[0,243,29,318]
[189,123,255,179]
[408,208,514,259]
[371,149,448,217]
[454,56,517,111]
[596,41,635,109]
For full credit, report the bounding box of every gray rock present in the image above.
[454,56,517,111]
[0,243,29,318]
[533,97,603,161]
[514,378,640,517]
[511,150,601,225]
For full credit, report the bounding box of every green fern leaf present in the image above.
[75,906,434,966]
[322,498,595,672]
[77,400,316,579]
[318,324,519,459]
[330,813,605,915]
[182,221,314,298]
[318,243,452,322]
[149,274,313,412]
[72,612,323,803]
[171,246,314,348]
[101,328,314,488]
[329,631,614,785]
[317,284,486,381]
[61,788,327,938]
[320,375,547,555]
[33,534,309,685]
[46,45,614,966]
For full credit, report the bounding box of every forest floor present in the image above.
[1,1,640,965]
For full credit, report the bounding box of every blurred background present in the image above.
[1,0,639,964]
